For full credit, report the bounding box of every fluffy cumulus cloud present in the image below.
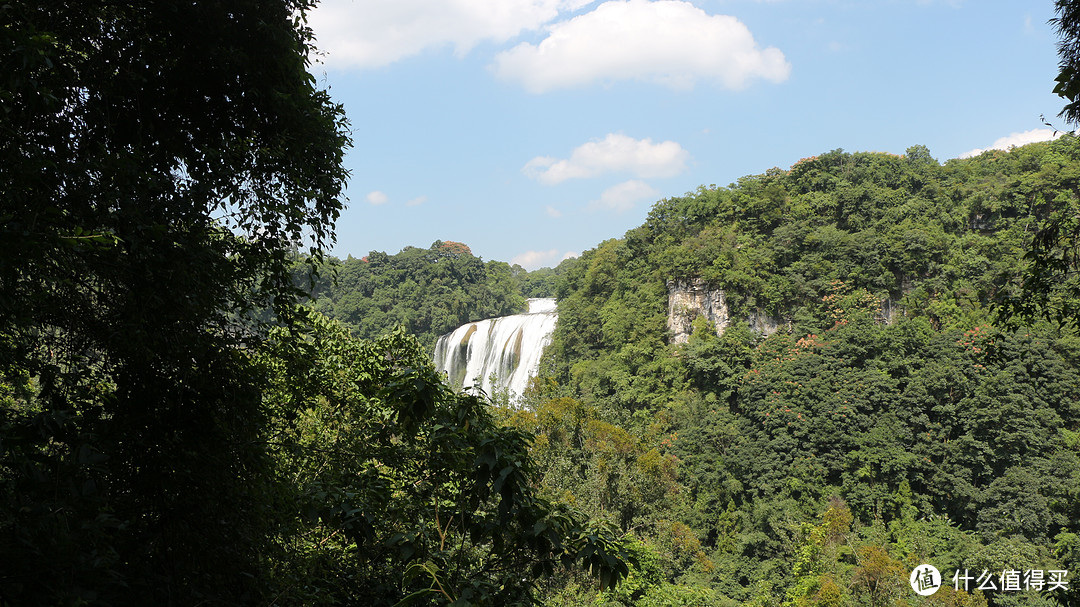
[589,179,660,212]
[524,134,689,184]
[366,190,389,205]
[308,0,593,70]
[492,0,791,92]
[511,249,579,270]
[960,129,1064,159]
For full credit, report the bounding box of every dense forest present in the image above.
[0,3,625,605]
[4,1,1080,607]
[305,140,1080,607]
[516,140,1080,607]
[301,240,570,349]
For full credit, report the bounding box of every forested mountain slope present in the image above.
[514,140,1080,606]
[295,140,1080,606]
[304,240,570,348]
[12,2,1080,604]
[0,5,625,603]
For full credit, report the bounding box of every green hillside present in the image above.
[511,140,1080,607]
[10,2,1080,604]
[301,240,575,349]
[297,138,1080,607]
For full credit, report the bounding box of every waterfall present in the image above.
[433,298,557,400]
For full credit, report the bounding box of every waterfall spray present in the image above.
[433,298,557,400]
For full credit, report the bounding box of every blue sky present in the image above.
[307,0,1068,270]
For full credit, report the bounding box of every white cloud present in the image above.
[959,129,1064,159]
[524,133,689,184]
[309,0,594,70]
[406,195,428,207]
[492,0,791,93]
[366,190,389,205]
[545,205,563,218]
[511,249,579,269]
[590,179,660,213]
[512,248,560,269]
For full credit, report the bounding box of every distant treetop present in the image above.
[437,240,473,256]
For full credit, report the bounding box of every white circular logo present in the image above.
[910,564,942,596]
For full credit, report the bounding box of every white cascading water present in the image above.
[433,298,557,400]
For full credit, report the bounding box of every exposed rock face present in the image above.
[747,310,783,336]
[666,278,729,344]
[667,279,909,343]
[880,298,903,325]
[666,278,784,343]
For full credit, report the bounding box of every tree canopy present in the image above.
[305,242,527,349]
[1,1,350,602]
[5,2,1080,606]
[1,3,632,604]
[1020,0,1080,326]
[1054,0,1080,125]
[513,141,1080,607]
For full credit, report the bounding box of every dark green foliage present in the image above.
[7,3,1080,602]
[1,1,349,603]
[514,258,579,298]
[989,133,1080,327]
[533,141,1080,606]
[1,3,627,605]
[260,313,630,606]
[303,242,529,348]
[1054,0,1080,125]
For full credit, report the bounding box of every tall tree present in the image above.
[1054,0,1080,125]
[999,1,1080,325]
[0,1,349,603]
[261,314,630,606]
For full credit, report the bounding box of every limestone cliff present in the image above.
[667,278,907,343]
[666,278,785,343]
[666,278,728,344]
